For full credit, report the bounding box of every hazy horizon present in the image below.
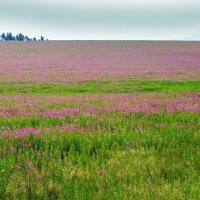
[1,0,200,40]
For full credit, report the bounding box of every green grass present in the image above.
[0,80,200,199]
[0,80,200,94]
[0,111,200,199]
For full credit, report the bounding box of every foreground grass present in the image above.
[0,80,200,94]
[0,99,200,199]
[0,81,199,199]
[0,111,200,199]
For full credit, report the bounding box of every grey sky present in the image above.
[0,0,200,40]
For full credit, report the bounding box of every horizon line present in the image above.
[1,39,200,42]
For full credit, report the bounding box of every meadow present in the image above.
[0,41,200,200]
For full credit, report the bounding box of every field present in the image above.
[0,41,200,199]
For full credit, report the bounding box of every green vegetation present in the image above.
[0,32,46,41]
[0,112,200,199]
[0,80,200,94]
[0,80,200,199]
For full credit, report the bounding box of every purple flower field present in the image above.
[0,41,199,83]
[0,41,200,199]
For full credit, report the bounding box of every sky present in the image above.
[0,0,200,40]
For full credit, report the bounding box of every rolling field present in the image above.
[0,41,200,199]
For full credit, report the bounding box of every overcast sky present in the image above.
[0,0,200,40]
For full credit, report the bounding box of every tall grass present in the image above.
[0,89,199,199]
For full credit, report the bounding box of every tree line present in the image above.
[0,32,47,41]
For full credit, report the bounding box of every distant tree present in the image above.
[16,35,19,41]
[1,33,6,40]
[16,34,19,41]
[25,36,31,41]
[16,33,25,41]
[5,32,13,41]
[40,36,44,41]
[0,32,47,42]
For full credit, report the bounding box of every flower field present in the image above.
[0,41,200,199]
[0,41,200,83]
